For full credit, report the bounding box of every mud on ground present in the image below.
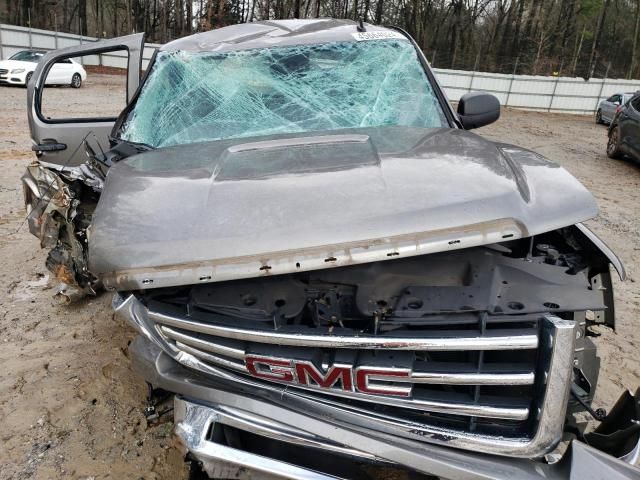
[1,76,639,479]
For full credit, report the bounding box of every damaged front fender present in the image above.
[21,162,101,302]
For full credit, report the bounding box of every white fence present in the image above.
[0,23,160,70]
[2,22,640,114]
[435,68,640,114]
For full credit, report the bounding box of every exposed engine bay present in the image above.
[144,231,611,329]
[128,228,615,445]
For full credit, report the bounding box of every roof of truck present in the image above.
[160,19,408,53]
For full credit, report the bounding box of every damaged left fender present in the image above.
[21,161,103,302]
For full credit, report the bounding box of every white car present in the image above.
[0,50,86,88]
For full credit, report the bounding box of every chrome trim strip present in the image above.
[175,342,248,373]
[149,311,539,351]
[174,398,345,480]
[213,405,386,462]
[101,218,525,291]
[619,433,640,465]
[409,370,535,386]
[161,326,245,359]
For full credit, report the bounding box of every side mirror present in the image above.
[457,92,500,129]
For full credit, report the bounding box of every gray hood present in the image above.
[89,126,598,290]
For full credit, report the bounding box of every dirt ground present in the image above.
[1,75,639,480]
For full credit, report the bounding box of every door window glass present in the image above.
[40,49,129,121]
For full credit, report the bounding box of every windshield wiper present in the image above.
[103,137,155,165]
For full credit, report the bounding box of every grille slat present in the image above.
[176,341,248,372]
[163,325,245,359]
[409,369,535,385]
[151,311,539,351]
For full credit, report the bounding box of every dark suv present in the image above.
[608,92,640,161]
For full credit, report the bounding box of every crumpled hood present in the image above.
[89,126,598,290]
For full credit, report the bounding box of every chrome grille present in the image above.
[146,302,542,425]
[114,294,576,458]
[115,293,577,457]
[0,69,8,75]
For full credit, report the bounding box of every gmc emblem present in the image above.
[245,355,412,397]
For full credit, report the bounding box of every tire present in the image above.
[71,73,82,88]
[25,72,32,87]
[607,125,623,159]
[595,109,603,124]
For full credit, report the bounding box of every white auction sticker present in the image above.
[352,31,407,41]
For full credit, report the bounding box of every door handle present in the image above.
[32,142,67,152]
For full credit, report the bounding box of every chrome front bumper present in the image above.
[130,334,640,480]
[174,398,350,479]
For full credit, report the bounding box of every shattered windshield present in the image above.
[119,39,448,148]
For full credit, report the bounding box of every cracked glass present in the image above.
[119,39,448,148]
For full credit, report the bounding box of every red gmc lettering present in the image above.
[295,361,353,391]
[244,356,412,398]
[355,368,412,397]
[245,356,295,382]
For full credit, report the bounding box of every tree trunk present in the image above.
[94,0,99,35]
[510,0,526,58]
[186,0,193,33]
[100,0,105,36]
[362,0,370,21]
[78,0,87,35]
[218,0,225,24]
[374,0,383,23]
[629,0,640,78]
[559,0,576,61]
[113,0,118,36]
[63,0,69,32]
[571,24,585,76]
[5,0,13,25]
[587,0,610,79]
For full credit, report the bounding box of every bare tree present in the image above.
[1,0,638,79]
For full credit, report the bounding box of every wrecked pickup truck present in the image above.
[22,19,640,480]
